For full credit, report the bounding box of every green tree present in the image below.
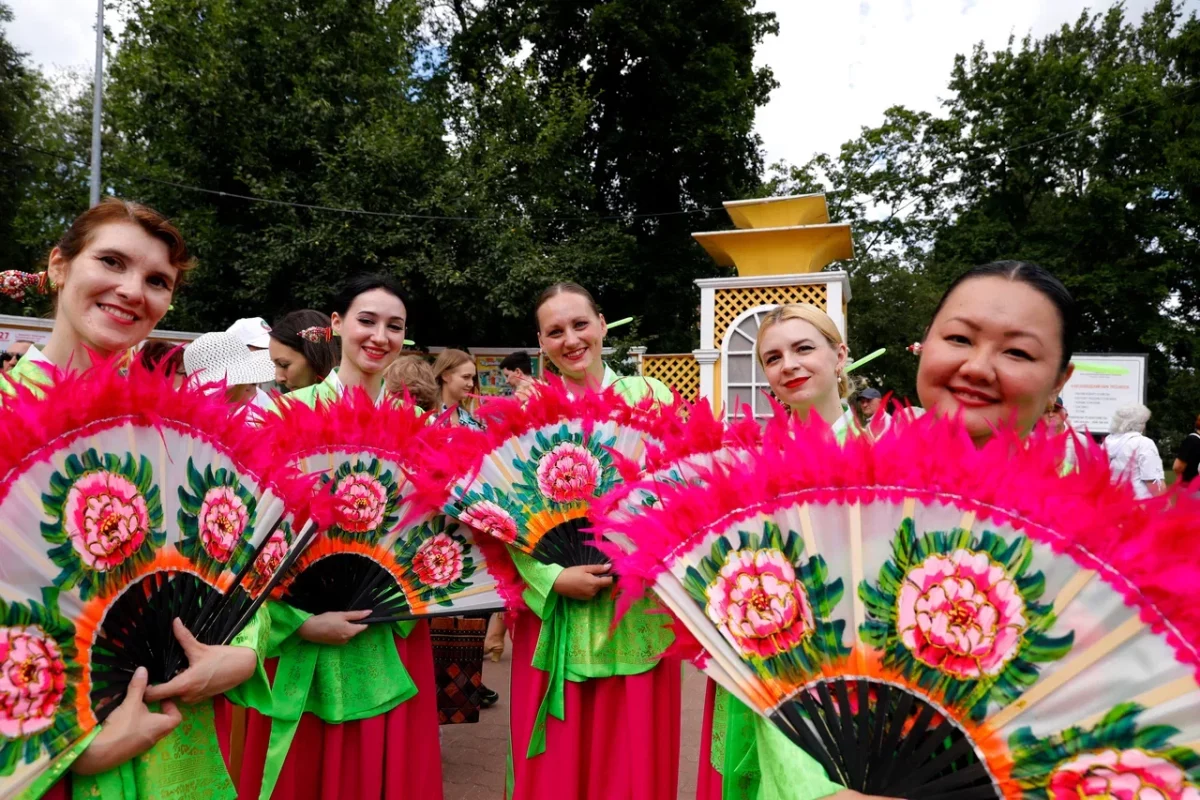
[931,0,1200,449]
[0,1,48,271]
[103,0,452,333]
[769,0,1200,451]
[447,0,778,351]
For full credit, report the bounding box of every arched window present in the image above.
[723,306,776,423]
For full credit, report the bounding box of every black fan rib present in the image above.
[282,552,408,621]
[531,516,610,568]
[769,678,998,799]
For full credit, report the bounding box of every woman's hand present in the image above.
[552,564,614,600]
[514,379,541,402]
[297,609,372,645]
[142,618,258,704]
[72,667,182,775]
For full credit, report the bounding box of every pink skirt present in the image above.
[233,623,443,800]
[696,679,723,800]
[508,610,681,800]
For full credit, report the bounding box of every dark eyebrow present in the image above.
[946,316,1043,344]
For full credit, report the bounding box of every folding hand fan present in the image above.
[0,361,312,799]
[444,379,670,569]
[600,413,1200,799]
[258,392,504,623]
[600,401,761,536]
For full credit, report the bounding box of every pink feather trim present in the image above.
[0,355,315,516]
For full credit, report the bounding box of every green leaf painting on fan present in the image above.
[323,457,402,541]
[859,518,1074,721]
[682,520,849,678]
[0,589,82,779]
[1008,703,1200,798]
[177,459,260,578]
[41,449,166,600]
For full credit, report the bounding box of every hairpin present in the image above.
[299,326,336,343]
[0,270,50,302]
[906,342,923,355]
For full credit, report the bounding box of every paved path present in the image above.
[442,651,708,799]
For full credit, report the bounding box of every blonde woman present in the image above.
[699,303,879,800]
[432,348,484,429]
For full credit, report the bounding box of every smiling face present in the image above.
[46,221,178,357]
[268,338,317,391]
[917,276,1074,446]
[536,292,607,381]
[441,360,477,407]
[331,288,406,379]
[758,317,847,413]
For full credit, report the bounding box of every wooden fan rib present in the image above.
[1051,569,1096,617]
[986,615,1144,730]
[849,502,866,672]
[797,502,817,559]
[1074,674,1199,731]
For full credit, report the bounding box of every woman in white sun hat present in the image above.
[184,330,278,405]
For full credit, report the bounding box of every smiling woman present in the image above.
[916,261,1076,446]
[273,274,409,409]
[0,200,274,800]
[2,198,195,383]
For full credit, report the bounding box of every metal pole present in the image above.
[89,0,104,206]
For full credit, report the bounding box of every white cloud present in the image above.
[5,0,122,75]
[3,0,1172,167]
[753,0,1164,168]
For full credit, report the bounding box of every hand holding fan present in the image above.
[258,392,504,623]
[444,379,670,569]
[0,362,313,799]
[599,412,1200,799]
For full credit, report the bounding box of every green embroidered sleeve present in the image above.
[70,702,236,800]
[721,693,763,800]
[223,606,272,711]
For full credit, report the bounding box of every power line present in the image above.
[3,139,721,224]
[8,79,1196,229]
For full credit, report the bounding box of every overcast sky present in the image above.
[4,0,1179,168]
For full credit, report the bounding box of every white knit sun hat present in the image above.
[184,332,276,387]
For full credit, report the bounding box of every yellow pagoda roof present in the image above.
[691,223,854,276]
[723,193,829,229]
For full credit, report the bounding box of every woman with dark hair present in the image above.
[745,260,1078,800]
[916,260,1076,446]
[237,273,443,800]
[138,339,186,388]
[268,310,339,392]
[274,274,408,408]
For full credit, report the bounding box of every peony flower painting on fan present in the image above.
[535,441,602,503]
[1009,703,1200,799]
[0,592,83,779]
[41,449,165,599]
[395,516,479,610]
[859,517,1075,721]
[177,459,260,577]
[322,457,401,541]
[458,499,519,545]
[682,520,848,678]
